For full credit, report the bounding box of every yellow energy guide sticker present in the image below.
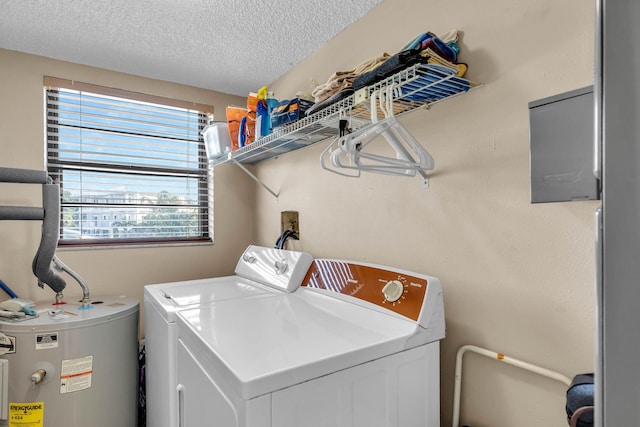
[9,402,44,427]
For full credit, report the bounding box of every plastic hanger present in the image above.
[320,84,434,184]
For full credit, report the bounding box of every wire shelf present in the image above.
[211,63,479,166]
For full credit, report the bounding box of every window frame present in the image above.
[44,77,215,248]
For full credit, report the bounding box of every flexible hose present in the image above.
[274,229,299,249]
[0,279,18,299]
[53,256,90,307]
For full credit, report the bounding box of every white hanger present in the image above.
[320,83,434,183]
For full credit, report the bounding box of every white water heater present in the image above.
[0,295,139,426]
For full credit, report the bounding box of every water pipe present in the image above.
[452,344,572,427]
[0,280,18,299]
[0,167,67,293]
[32,183,67,293]
[52,256,91,308]
[0,167,93,303]
[0,167,49,184]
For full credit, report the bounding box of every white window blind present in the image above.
[44,77,214,246]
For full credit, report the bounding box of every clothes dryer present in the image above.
[175,258,445,427]
[143,245,312,427]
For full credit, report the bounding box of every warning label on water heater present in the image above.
[60,355,93,394]
[35,332,58,350]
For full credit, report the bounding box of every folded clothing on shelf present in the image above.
[311,53,390,104]
[305,88,354,117]
[352,46,428,90]
[353,31,465,90]
[402,31,459,62]
[421,48,467,77]
[307,30,469,115]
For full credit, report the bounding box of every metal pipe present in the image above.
[571,405,595,427]
[53,256,91,308]
[55,291,64,306]
[452,344,572,427]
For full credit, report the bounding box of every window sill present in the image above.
[57,238,213,251]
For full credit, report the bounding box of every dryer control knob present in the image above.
[382,280,404,302]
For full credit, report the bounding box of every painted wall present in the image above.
[258,0,596,426]
[0,49,254,329]
[0,0,596,424]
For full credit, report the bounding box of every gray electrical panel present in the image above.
[529,86,600,203]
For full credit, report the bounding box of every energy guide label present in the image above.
[60,355,93,394]
[9,402,44,427]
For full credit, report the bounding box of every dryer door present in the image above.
[176,338,239,427]
[271,342,440,427]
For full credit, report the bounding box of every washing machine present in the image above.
[143,245,313,427]
[174,258,445,427]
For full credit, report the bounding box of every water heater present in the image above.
[0,295,138,426]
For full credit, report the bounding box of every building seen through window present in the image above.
[44,77,214,246]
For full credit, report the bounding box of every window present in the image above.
[44,77,214,246]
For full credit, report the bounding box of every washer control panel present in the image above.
[301,259,431,322]
[235,245,313,293]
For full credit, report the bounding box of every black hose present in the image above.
[274,229,299,249]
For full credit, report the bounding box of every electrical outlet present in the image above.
[281,211,299,238]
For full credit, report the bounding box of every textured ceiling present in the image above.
[0,0,383,96]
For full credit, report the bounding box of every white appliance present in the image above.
[0,295,139,427]
[144,245,313,427]
[174,258,445,427]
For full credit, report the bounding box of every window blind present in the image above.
[45,78,214,246]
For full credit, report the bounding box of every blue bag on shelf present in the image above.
[271,98,315,129]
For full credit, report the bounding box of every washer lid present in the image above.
[144,276,277,321]
[143,245,313,321]
[177,289,429,400]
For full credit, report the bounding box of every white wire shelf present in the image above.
[211,63,480,167]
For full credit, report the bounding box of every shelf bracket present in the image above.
[230,157,279,200]
[420,171,430,189]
